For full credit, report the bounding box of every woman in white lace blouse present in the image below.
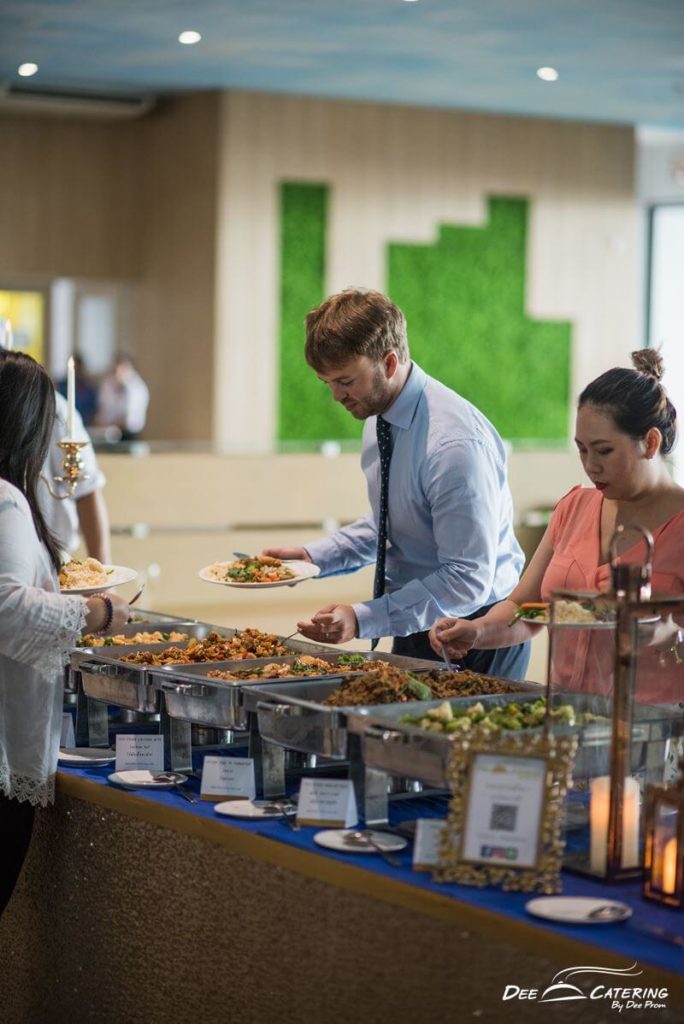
[0,351,129,917]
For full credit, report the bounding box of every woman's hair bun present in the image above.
[631,348,664,382]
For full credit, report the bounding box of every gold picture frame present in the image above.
[434,731,577,894]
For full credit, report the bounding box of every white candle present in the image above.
[66,356,76,439]
[3,319,12,351]
[663,837,678,895]
[590,776,610,874]
[590,775,641,874]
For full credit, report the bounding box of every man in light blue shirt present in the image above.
[266,289,529,678]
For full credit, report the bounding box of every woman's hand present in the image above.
[84,593,130,635]
[429,617,480,660]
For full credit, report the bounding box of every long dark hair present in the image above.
[0,351,62,572]
[578,349,677,455]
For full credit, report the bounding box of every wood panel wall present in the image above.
[0,93,218,440]
[214,92,637,451]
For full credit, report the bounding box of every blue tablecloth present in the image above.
[57,758,684,978]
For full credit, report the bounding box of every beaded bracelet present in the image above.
[98,594,114,634]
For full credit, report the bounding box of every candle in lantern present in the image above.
[3,319,12,351]
[590,775,640,874]
[66,356,76,440]
[663,837,678,895]
[590,776,610,874]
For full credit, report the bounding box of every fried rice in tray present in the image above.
[322,664,524,707]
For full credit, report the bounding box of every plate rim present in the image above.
[58,746,115,763]
[525,895,632,924]
[313,828,408,854]
[213,799,282,818]
[107,769,187,789]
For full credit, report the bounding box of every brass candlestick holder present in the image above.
[44,440,89,500]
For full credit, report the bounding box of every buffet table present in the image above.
[1,761,682,1024]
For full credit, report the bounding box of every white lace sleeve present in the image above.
[0,492,89,676]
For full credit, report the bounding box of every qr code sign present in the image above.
[490,803,518,832]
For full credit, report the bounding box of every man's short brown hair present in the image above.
[305,289,409,371]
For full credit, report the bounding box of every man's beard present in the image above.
[347,365,394,419]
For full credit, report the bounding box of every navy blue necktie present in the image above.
[371,414,393,648]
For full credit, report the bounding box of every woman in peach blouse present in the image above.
[429,350,684,703]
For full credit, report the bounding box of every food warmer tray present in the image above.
[153,652,433,732]
[72,631,334,714]
[242,667,530,760]
[347,691,682,791]
[64,619,201,696]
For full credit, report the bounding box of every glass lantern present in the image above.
[545,524,684,881]
[643,757,684,908]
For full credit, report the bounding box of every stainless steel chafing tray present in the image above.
[348,691,682,791]
[243,661,479,760]
[65,620,214,699]
[153,651,427,731]
[72,631,337,714]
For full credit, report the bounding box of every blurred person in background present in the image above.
[0,351,129,918]
[97,354,150,441]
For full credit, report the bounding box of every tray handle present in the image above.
[77,661,116,675]
[159,680,213,699]
[362,725,407,743]
[255,700,294,716]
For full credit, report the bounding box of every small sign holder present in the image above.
[434,730,577,894]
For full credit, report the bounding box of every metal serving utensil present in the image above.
[128,584,145,607]
[276,800,300,830]
[152,773,198,804]
[344,830,402,867]
[587,904,630,922]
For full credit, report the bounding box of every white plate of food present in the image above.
[510,601,616,629]
[59,558,138,595]
[313,829,407,854]
[59,747,115,766]
[108,770,187,790]
[199,556,321,589]
[525,896,632,924]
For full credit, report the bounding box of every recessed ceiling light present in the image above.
[17,62,38,77]
[178,30,201,45]
[536,66,559,82]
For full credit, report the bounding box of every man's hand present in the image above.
[297,604,358,644]
[262,546,312,562]
[428,617,479,660]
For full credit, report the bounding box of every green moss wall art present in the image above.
[278,183,362,444]
[278,184,572,445]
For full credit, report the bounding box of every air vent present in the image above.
[0,84,156,119]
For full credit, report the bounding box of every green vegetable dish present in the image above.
[399,698,577,734]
